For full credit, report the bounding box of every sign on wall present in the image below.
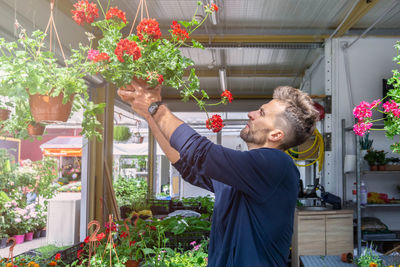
[0,137,21,163]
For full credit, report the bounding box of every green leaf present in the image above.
[192,39,204,49]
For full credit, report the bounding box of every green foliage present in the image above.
[114,125,132,142]
[0,28,105,140]
[364,149,378,166]
[359,133,373,150]
[356,245,382,267]
[157,216,211,235]
[113,176,148,207]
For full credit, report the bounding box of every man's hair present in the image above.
[272,86,319,150]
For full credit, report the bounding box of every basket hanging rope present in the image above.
[38,0,67,64]
[129,0,150,35]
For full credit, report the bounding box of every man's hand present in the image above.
[117,78,162,118]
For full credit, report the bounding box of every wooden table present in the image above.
[300,255,400,267]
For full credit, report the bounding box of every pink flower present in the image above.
[353,101,372,120]
[353,121,373,136]
[193,244,201,251]
[87,49,100,60]
[370,99,381,108]
[383,100,398,112]
[190,241,196,246]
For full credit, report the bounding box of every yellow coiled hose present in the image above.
[285,128,324,172]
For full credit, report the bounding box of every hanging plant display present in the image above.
[70,0,232,132]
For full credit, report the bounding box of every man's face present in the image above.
[240,99,286,147]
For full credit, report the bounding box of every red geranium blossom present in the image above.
[211,3,219,12]
[96,232,106,241]
[115,39,141,63]
[93,52,110,62]
[157,74,164,84]
[55,253,61,261]
[120,231,128,239]
[206,114,224,133]
[71,0,99,25]
[171,21,189,41]
[84,235,90,243]
[77,249,83,259]
[105,221,117,233]
[137,18,162,41]
[221,90,233,103]
[129,240,136,247]
[106,7,127,24]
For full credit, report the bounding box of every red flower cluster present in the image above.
[55,253,61,261]
[206,114,224,133]
[93,52,110,63]
[157,74,164,85]
[129,240,136,247]
[96,232,106,241]
[77,249,83,259]
[171,21,189,41]
[115,39,141,63]
[211,3,219,12]
[106,7,127,24]
[137,18,162,41]
[105,221,117,233]
[71,0,99,25]
[221,90,233,103]
[120,231,128,239]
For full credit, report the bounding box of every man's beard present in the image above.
[240,126,270,146]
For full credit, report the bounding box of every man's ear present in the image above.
[268,129,285,142]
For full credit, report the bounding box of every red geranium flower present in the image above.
[171,21,189,41]
[105,221,117,233]
[120,231,128,239]
[77,249,83,259]
[211,3,219,12]
[129,240,136,247]
[93,52,110,62]
[115,39,141,63]
[84,235,90,243]
[71,0,99,25]
[221,90,233,103]
[137,18,162,41]
[96,232,106,241]
[106,7,127,24]
[157,74,164,84]
[206,114,224,133]
[55,253,61,261]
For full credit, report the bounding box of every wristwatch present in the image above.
[148,101,163,116]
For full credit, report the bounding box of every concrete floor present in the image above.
[0,237,47,258]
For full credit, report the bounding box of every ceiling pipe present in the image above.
[345,0,400,49]
[328,0,361,39]
[219,68,227,92]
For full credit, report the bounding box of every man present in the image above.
[118,79,319,266]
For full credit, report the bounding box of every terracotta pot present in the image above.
[370,165,378,171]
[29,93,74,123]
[27,123,45,136]
[0,108,11,121]
[125,260,140,267]
[378,165,386,171]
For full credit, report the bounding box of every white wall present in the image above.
[328,36,400,230]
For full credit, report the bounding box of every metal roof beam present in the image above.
[181,34,327,44]
[183,69,300,78]
[332,0,381,38]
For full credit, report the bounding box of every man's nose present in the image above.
[248,110,256,120]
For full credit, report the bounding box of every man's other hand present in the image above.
[117,78,162,118]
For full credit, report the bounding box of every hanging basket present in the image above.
[125,260,140,267]
[29,93,74,123]
[0,108,11,121]
[27,123,46,136]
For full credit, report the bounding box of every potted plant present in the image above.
[70,0,231,131]
[137,156,147,172]
[114,125,132,142]
[364,149,378,171]
[132,132,144,144]
[375,150,388,171]
[0,25,105,140]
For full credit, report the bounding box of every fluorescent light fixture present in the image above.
[219,68,227,92]
[210,0,218,25]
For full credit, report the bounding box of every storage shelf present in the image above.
[362,170,400,174]
[136,171,148,175]
[364,203,400,207]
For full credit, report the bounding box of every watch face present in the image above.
[148,102,158,115]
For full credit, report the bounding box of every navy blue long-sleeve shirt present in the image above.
[171,123,299,267]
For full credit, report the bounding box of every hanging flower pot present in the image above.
[27,122,46,136]
[0,108,11,121]
[29,93,74,123]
